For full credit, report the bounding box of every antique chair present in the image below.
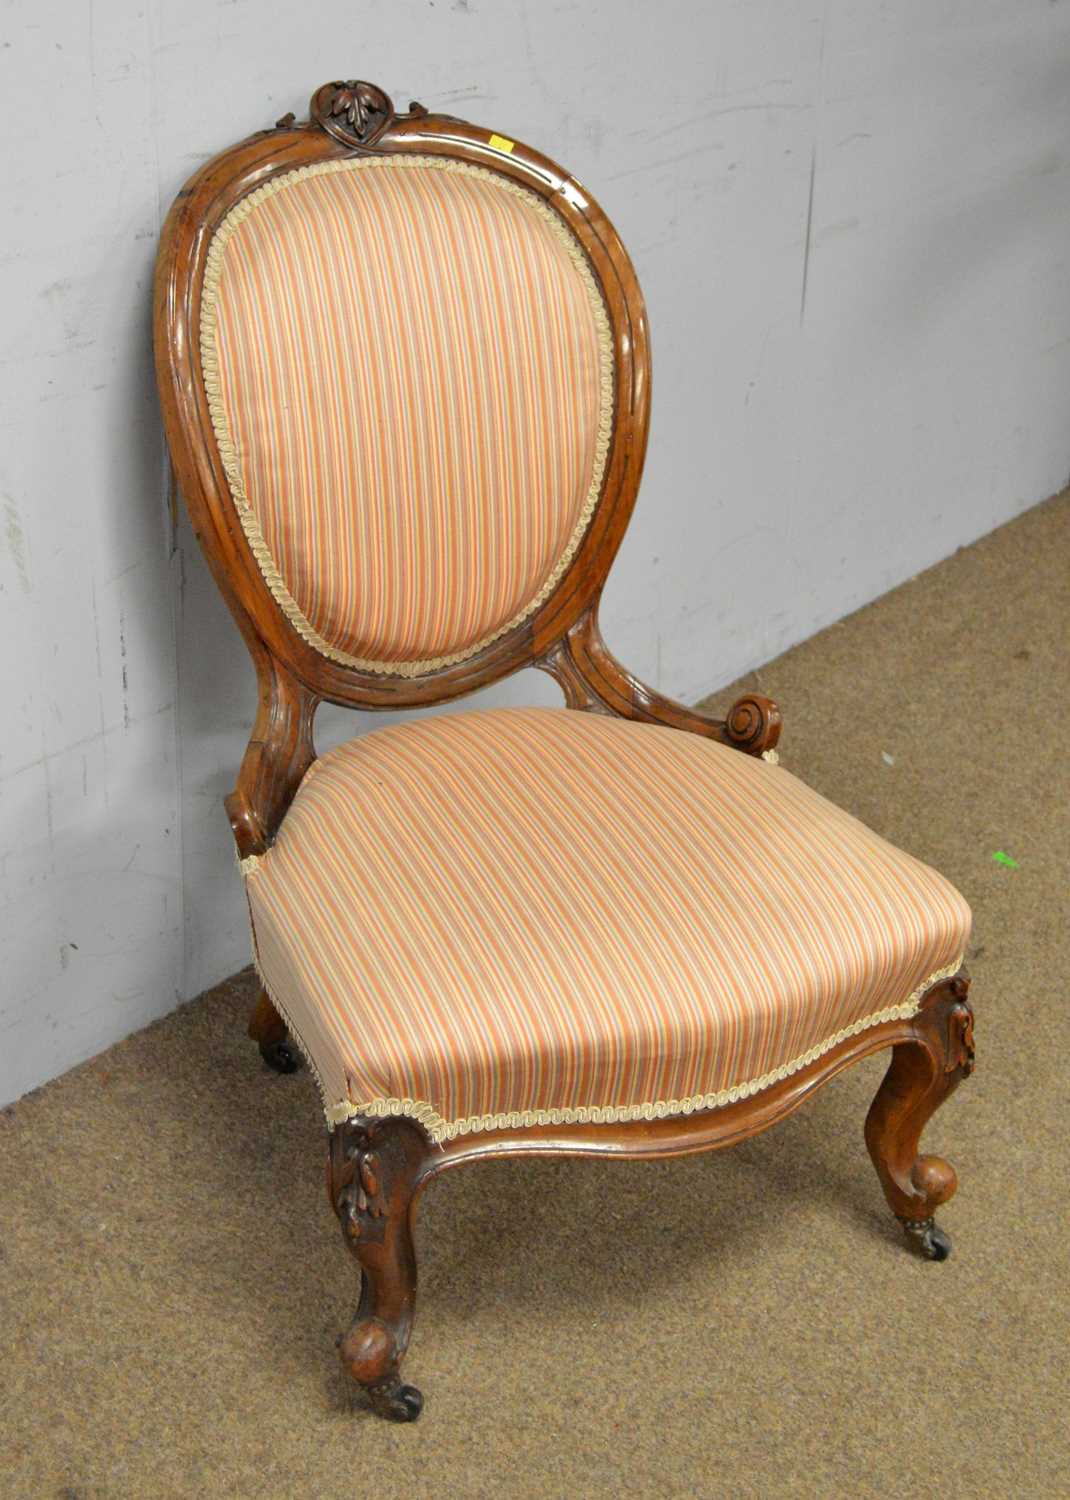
[154,78,976,1423]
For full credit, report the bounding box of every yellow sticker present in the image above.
[488,133,515,154]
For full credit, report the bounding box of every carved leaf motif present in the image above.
[309,78,399,147]
[337,1127,386,1235]
[331,85,370,131]
[324,80,392,142]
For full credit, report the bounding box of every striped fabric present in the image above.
[243,708,971,1141]
[201,157,613,675]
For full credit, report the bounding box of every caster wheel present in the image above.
[258,1036,301,1074]
[368,1380,423,1422]
[899,1215,952,1261]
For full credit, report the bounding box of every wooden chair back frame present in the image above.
[154,79,781,858]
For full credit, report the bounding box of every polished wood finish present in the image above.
[328,1116,426,1421]
[154,78,975,1422]
[539,610,782,754]
[327,972,973,1416]
[866,972,974,1260]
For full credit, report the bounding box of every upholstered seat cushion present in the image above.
[243,708,970,1141]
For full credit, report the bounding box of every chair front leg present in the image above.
[247,987,302,1073]
[328,1115,430,1421]
[865,972,975,1260]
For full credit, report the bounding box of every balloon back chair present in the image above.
[154,79,976,1423]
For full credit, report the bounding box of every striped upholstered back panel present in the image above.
[200,157,613,676]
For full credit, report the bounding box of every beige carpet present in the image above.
[3,493,1068,1499]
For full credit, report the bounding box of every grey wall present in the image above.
[4,0,1070,1105]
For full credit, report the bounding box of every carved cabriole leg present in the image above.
[328,1115,430,1422]
[247,986,302,1074]
[865,973,975,1260]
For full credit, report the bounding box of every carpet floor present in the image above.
[2,493,1068,1499]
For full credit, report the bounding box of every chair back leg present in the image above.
[248,987,302,1074]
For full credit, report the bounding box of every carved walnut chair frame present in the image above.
[154,79,975,1422]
